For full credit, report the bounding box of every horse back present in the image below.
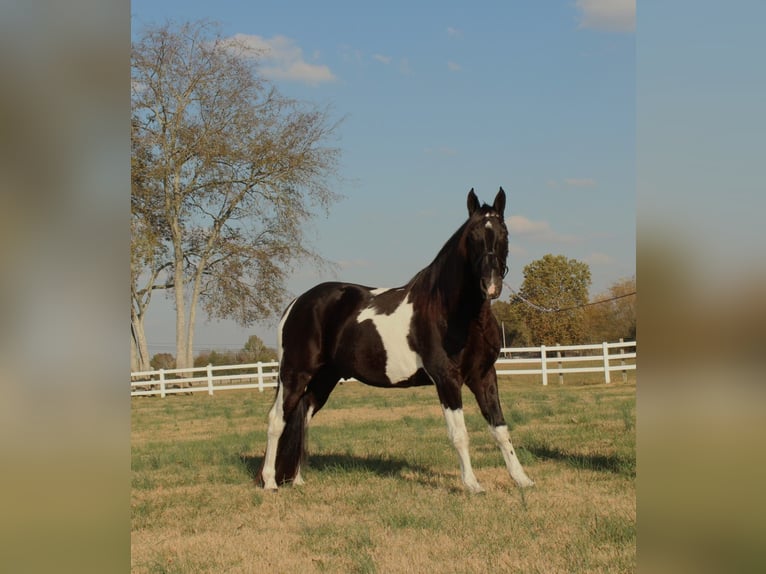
[280,282,371,368]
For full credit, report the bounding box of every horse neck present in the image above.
[413,244,485,319]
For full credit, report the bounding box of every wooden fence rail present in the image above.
[131,340,636,397]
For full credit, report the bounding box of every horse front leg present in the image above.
[441,405,485,493]
[468,369,535,488]
[428,364,484,494]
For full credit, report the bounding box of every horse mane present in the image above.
[407,217,472,306]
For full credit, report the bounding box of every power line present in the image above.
[503,281,636,313]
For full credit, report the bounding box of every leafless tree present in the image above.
[131,20,341,369]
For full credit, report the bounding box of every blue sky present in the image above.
[132,1,636,353]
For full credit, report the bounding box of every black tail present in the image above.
[274,394,309,485]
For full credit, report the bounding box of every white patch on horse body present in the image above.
[370,287,389,295]
[442,407,484,493]
[277,298,297,363]
[357,292,423,384]
[485,220,493,229]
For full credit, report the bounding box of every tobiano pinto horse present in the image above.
[256,188,534,493]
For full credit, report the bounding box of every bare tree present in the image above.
[131,20,341,368]
[131,117,171,372]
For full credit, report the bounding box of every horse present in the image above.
[255,188,535,493]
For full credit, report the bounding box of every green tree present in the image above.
[131,20,342,369]
[150,353,175,370]
[491,299,531,347]
[584,276,636,342]
[241,334,277,363]
[516,254,591,345]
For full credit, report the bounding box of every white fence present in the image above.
[496,340,636,386]
[131,361,280,397]
[131,340,635,397]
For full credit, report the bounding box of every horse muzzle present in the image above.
[481,276,503,300]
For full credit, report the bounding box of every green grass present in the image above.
[132,375,635,573]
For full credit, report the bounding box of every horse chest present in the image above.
[355,292,423,385]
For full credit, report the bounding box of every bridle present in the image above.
[475,219,509,278]
[479,250,509,278]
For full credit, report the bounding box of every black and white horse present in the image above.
[256,188,534,493]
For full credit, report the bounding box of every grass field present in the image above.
[131,373,635,573]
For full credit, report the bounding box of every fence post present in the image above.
[620,338,627,383]
[159,368,166,398]
[556,343,563,385]
[602,341,611,383]
[257,362,264,392]
[540,344,548,386]
[207,364,214,395]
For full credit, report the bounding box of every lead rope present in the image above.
[502,281,636,313]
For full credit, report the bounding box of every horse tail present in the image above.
[274,393,310,485]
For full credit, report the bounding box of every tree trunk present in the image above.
[185,249,211,370]
[131,307,151,372]
[173,261,189,370]
[186,281,200,370]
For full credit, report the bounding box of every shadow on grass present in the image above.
[308,453,427,476]
[240,452,425,479]
[239,452,463,491]
[524,445,635,478]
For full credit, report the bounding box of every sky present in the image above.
[131,0,636,353]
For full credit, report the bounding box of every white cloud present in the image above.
[575,0,635,33]
[564,178,597,188]
[586,252,614,265]
[506,215,579,244]
[373,53,392,65]
[223,34,336,85]
[447,61,462,72]
[399,58,413,75]
[446,27,463,38]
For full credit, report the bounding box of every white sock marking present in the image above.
[261,383,285,490]
[262,299,299,490]
[442,407,484,493]
[488,424,535,487]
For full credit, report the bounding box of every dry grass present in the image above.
[132,375,635,573]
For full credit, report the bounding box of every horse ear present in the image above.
[467,188,480,216]
[493,187,506,217]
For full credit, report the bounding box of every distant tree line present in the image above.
[150,334,277,370]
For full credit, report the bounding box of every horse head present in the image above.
[465,188,508,300]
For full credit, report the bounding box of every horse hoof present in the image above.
[466,483,486,494]
[261,479,279,491]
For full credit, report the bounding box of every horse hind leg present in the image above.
[259,366,340,490]
[257,382,287,490]
[293,365,341,485]
[257,370,311,490]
